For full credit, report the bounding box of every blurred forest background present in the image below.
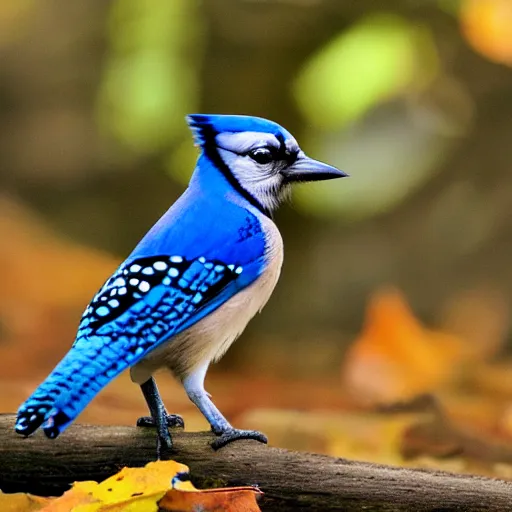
[1,0,512,477]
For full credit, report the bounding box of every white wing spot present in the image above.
[118,287,127,295]
[108,299,120,308]
[227,264,235,271]
[169,268,179,278]
[113,277,125,287]
[235,266,243,274]
[170,256,183,263]
[162,276,171,286]
[130,264,142,272]
[110,289,117,296]
[129,278,139,286]
[142,267,154,275]
[97,306,109,317]
[214,264,224,272]
[139,281,150,293]
[153,261,167,271]
[198,256,206,263]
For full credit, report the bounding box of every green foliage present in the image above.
[292,13,445,219]
[293,13,437,129]
[96,0,201,154]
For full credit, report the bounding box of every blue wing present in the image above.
[76,254,246,355]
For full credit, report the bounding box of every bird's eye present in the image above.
[248,147,275,165]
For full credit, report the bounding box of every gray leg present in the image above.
[183,364,267,450]
[137,376,184,429]
[139,377,182,459]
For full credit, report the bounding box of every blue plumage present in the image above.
[16,114,346,454]
[187,114,293,146]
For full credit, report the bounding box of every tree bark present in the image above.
[0,414,510,511]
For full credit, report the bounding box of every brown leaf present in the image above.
[159,486,262,512]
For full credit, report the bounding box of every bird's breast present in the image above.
[130,215,283,383]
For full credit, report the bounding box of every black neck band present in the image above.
[199,124,272,218]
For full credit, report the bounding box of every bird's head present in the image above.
[186,114,347,214]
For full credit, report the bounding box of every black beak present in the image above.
[281,154,348,183]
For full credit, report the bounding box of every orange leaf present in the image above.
[159,486,262,512]
[0,491,51,512]
[341,288,466,403]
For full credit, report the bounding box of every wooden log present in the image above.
[0,414,510,511]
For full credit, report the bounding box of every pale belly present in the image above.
[130,218,283,384]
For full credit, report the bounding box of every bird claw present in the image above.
[137,413,183,459]
[211,429,268,450]
[136,413,185,429]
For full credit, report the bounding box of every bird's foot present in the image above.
[136,413,182,460]
[211,428,268,450]
[136,413,185,429]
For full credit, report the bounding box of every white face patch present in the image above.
[217,148,289,212]
[215,132,297,212]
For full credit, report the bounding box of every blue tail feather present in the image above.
[15,337,130,438]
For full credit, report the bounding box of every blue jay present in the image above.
[15,114,346,456]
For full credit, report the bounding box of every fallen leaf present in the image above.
[0,491,51,512]
[40,481,98,512]
[439,287,509,361]
[159,486,262,512]
[37,460,262,512]
[41,461,187,511]
[341,288,466,403]
[401,408,512,467]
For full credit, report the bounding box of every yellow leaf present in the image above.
[41,462,186,512]
[40,482,99,512]
[39,460,262,512]
[90,461,188,505]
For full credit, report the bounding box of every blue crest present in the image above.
[186,114,293,146]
